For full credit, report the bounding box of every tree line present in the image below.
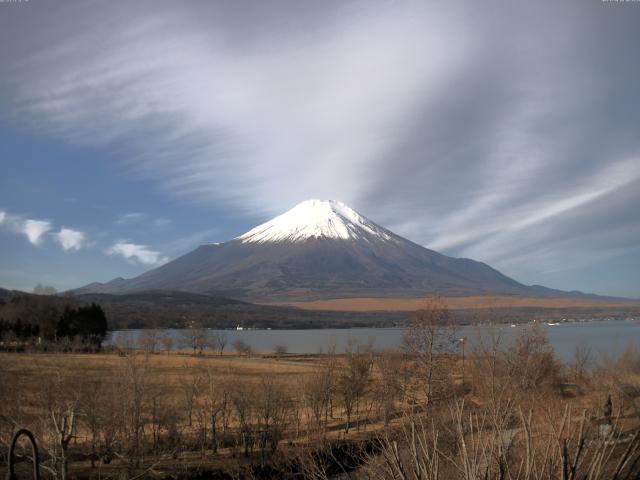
[0,295,108,350]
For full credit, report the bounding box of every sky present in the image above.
[0,0,639,298]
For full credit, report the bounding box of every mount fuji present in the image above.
[74,200,574,301]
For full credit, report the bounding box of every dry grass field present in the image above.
[277,295,640,312]
[0,349,406,478]
[1,320,640,479]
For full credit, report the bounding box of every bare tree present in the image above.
[38,366,81,480]
[234,339,252,356]
[403,296,456,407]
[304,370,332,433]
[607,345,640,421]
[469,328,515,437]
[181,326,209,355]
[374,349,404,424]
[211,331,228,356]
[49,401,77,480]
[118,353,149,477]
[273,344,288,358]
[139,329,161,354]
[371,401,640,480]
[506,323,560,391]
[97,380,121,465]
[161,334,174,355]
[290,385,304,438]
[203,367,229,453]
[570,342,592,382]
[179,363,204,427]
[318,340,338,426]
[229,381,255,456]
[255,376,290,455]
[79,378,105,468]
[337,341,373,433]
[113,330,134,355]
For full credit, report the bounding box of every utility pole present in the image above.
[459,337,467,391]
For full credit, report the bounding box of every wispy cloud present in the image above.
[3,2,468,216]
[115,212,172,229]
[54,227,86,251]
[1,1,639,287]
[424,158,640,254]
[107,242,168,266]
[115,212,146,224]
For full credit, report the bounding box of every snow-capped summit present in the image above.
[237,199,392,244]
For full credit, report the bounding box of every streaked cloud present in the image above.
[1,1,468,215]
[107,242,168,266]
[0,1,639,293]
[54,227,86,251]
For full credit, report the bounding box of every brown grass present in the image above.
[1,342,639,479]
[273,295,640,312]
[0,351,316,393]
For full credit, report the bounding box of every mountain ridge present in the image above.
[72,200,618,302]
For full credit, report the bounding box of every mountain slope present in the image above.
[74,200,577,301]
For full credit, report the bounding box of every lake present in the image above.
[109,319,639,361]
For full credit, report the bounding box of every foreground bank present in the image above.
[2,322,640,479]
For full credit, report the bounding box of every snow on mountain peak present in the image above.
[237,199,392,244]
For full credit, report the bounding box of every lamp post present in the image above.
[459,337,467,391]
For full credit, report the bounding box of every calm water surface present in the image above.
[109,319,640,361]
